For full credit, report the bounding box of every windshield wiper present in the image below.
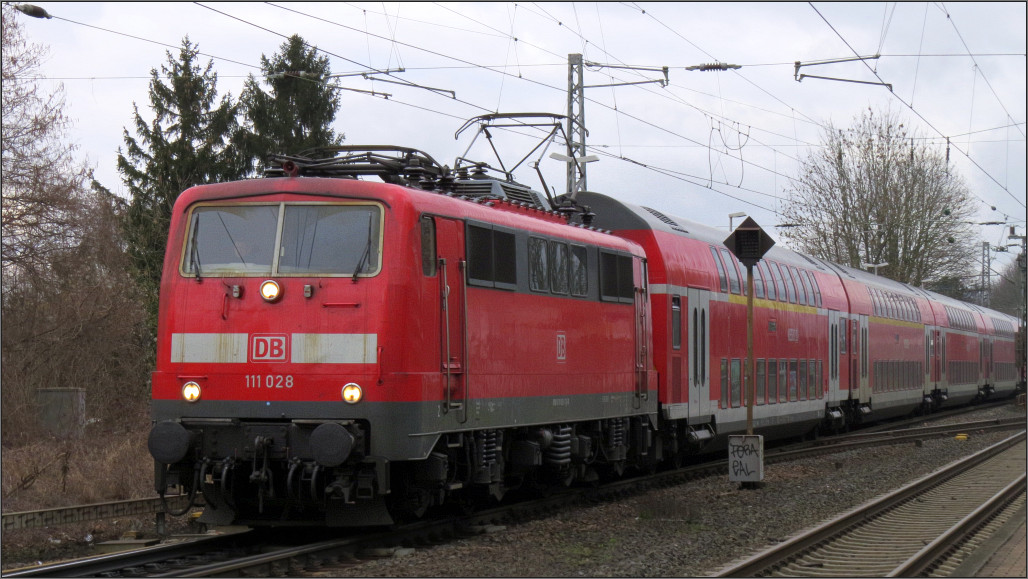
[189,214,203,281]
[352,212,376,283]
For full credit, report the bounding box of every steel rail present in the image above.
[714,430,1027,577]
[888,474,1026,577]
[1,530,253,578]
[825,416,1025,442]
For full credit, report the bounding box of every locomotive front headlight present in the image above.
[182,381,202,403]
[341,383,363,404]
[260,280,282,302]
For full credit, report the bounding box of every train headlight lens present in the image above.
[260,280,281,302]
[182,381,202,403]
[341,383,363,404]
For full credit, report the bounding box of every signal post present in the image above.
[724,218,775,488]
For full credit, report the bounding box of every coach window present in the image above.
[788,360,798,401]
[789,267,807,305]
[798,268,814,306]
[840,319,847,354]
[709,247,728,292]
[753,263,765,298]
[756,359,766,405]
[779,360,788,403]
[730,359,742,407]
[549,241,570,295]
[720,359,729,409]
[814,362,822,399]
[770,262,787,302]
[420,216,437,276]
[776,263,796,304]
[798,360,807,400]
[758,261,776,301]
[807,272,822,307]
[808,359,817,398]
[719,248,742,294]
[768,359,778,403]
[672,296,682,350]
[570,245,588,296]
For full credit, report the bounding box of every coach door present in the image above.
[928,328,941,388]
[857,315,870,400]
[435,217,468,422]
[633,257,651,409]
[828,310,842,400]
[687,288,711,419]
[837,315,851,398]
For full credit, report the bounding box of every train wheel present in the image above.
[601,460,626,480]
[389,486,432,520]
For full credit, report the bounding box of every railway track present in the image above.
[714,430,1027,577]
[5,409,1022,578]
[2,400,1009,535]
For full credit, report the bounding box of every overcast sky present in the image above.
[13,2,1027,274]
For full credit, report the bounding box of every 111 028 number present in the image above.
[245,374,294,389]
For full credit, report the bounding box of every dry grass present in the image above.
[2,400,154,513]
[1,400,160,568]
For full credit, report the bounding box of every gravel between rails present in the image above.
[324,404,1026,578]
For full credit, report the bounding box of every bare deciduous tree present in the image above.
[1,6,88,289]
[780,108,978,288]
[2,6,149,443]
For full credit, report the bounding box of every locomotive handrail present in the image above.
[441,257,453,414]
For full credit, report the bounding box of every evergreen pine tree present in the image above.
[237,34,344,175]
[118,37,245,336]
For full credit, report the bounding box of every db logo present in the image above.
[250,334,289,362]
[556,332,567,362]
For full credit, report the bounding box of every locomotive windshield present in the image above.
[182,203,382,277]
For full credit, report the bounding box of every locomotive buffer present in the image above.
[724,218,775,486]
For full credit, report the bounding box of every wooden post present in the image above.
[746,264,755,435]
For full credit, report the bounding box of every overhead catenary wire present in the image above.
[808,2,1026,211]
[16,2,1023,225]
[937,2,1026,140]
[259,1,808,198]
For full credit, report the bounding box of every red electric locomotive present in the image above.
[148,147,658,526]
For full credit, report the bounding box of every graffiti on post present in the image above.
[728,435,764,482]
